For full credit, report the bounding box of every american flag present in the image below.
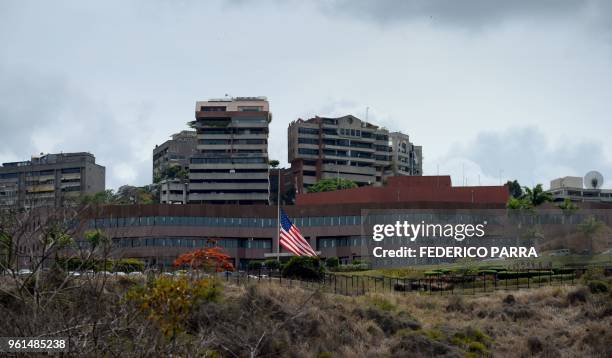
[279,208,316,256]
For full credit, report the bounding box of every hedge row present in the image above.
[56,257,145,272]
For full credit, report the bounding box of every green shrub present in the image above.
[450,327,491,354]
[553,268,574,275]
[485,266,507,272]
[248,261,263,270]
[264,259,280,270]
[497,271,553,279]
[582,267,605,281]
[422,328,445,341]
[424,271,442,277]
[567,287,589,304]
[113,258,144,273]
[56,257,144,272]
[531,274,575,284]
[467,341,487,354]
[126,276,220,337]
[56,257,106,271]
[478,270,498,275]
[325,257,339,268]
[282,256,324,280]
[334,264,369,272]
[588,280,609,294]
[368,296,396,312]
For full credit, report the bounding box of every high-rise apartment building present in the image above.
[389,132,422,176]
[0,152,105,209]
[288,115,422,193]
[152,130,197,183]
[188,97,271,204]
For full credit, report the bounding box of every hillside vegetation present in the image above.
[0,269,610,357]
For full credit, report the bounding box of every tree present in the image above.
[282,256,324,280]
[522,184,552,207]
[154,166,188,184]
[506,197,531,211]
[506,180,523,199]
[578,216,604,254]
[268,159,280,168]
[307,178,358,193]
[508,184,553,210]
[0,230,13,272]
[79,185,157,206]
[79,189,116,205]
[174,247,234,272]
[558,198,579,214]
[115,185,155,205]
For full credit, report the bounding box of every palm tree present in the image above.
[522,184,552,207]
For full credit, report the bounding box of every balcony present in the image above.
[189,172,268,180]
[189,182,269,191]
[188,192,269,202]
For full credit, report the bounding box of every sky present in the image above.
[1,0,611,190]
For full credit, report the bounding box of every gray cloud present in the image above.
[0,65,154,188]
[318,0,611,31]
[432,127,612,188]
[1,0,611,191]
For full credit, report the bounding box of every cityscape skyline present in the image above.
[1,1,611,190]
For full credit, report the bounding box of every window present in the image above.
[201,106,226,112]
[298,148,319,156]
[234,117,267,124]
[323,128,337,135]
[298,127,319,135]
[238,106,263,112]
[298,137,319,145]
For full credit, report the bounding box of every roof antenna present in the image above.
[365,106,369,121]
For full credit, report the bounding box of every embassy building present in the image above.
[75,176,517,269]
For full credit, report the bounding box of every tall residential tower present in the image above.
[188,97,271,204]
[288,115,421,193]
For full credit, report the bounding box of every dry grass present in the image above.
[0,272,610,357]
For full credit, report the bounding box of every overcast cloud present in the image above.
[0,0,611,190]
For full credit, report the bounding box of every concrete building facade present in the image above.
[152,130,197,183]
[0,152,105,209]
[188,97,271,204]
[79,196,510,269]
[548,176,612,203]
[288,115,422,193]
[159,179,189,204]
[73,196,611,270]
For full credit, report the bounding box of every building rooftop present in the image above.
[296,175,509,206]
[1,152,96,168]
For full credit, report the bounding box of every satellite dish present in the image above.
[584,170,604,189]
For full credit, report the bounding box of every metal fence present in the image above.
[224,266,611,296]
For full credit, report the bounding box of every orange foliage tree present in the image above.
[173,246,234,272]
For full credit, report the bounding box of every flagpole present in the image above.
[276,169,281,262]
